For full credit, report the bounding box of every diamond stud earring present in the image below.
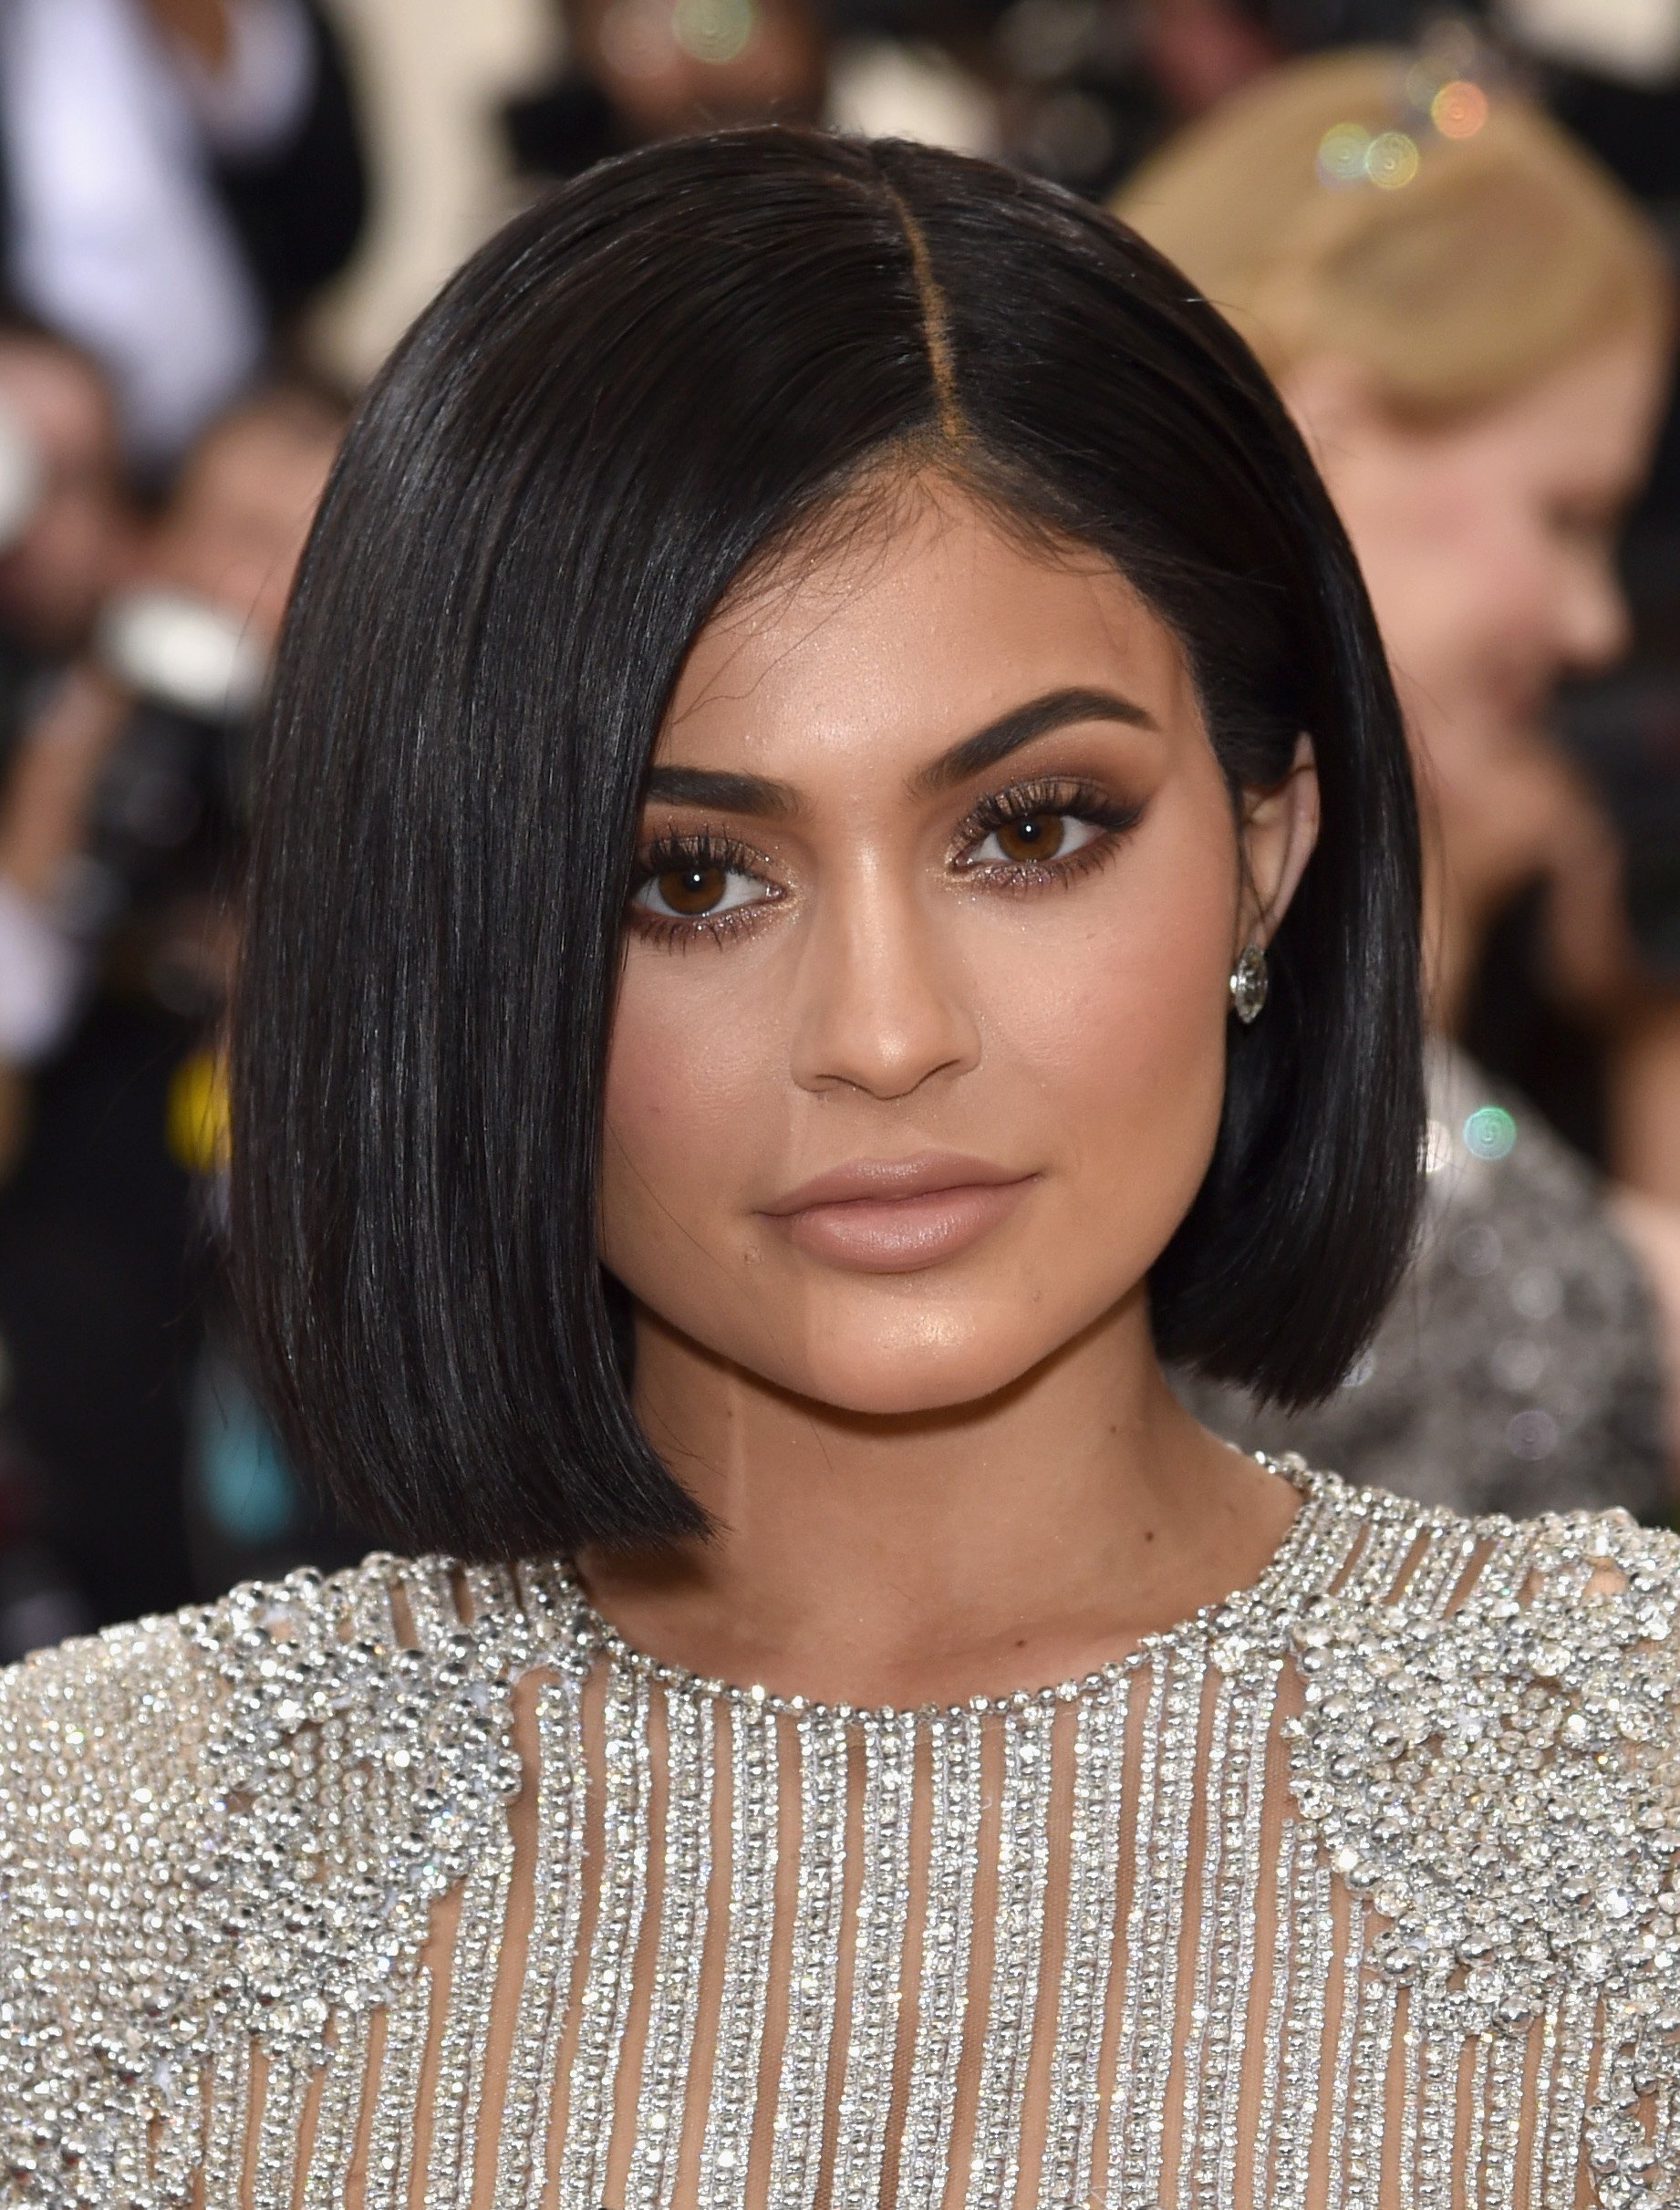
[1229,943,1269,1024]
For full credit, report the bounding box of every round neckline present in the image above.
[555,1455,1333,1724]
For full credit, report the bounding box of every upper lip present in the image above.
[761,1151,1031,1215]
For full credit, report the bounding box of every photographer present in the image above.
[0,378,343,1634]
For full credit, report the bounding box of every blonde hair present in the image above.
[1114,47,1672,419]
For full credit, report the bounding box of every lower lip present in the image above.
[766,1180,1032,1272]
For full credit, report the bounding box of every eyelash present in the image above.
[626,778,1144,947]
[627,830,774,949]
[959,777,1143,886]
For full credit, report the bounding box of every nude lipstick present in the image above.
[758,1151,1034,1272]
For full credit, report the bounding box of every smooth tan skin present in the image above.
[1281,333,1667,1034]
[585,472,1318,1708]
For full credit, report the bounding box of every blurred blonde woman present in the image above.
[1117,47,1680,1517]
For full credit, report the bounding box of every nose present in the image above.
[789,866,981,1100]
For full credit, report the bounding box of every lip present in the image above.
[759,1151,1035,1273]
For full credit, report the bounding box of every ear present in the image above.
[1237,733,1319,951]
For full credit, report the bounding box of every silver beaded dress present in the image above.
[4,1460,1680,2208]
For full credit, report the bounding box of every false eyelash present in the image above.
[625,828,781,948]
[961,775,1143,841]
[632,827,762,884]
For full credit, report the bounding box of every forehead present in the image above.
[1469,332,1667,484]
[660,472,1198,777]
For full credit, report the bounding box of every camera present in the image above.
[59,590,268,944]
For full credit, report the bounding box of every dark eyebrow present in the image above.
[640,685,1157,818]
[641,764,801,817]
[912,686,1158,795]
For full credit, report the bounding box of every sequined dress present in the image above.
[4,1462,1680,2207]
[1179,1044,1671,1521]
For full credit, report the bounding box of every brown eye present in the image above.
[656,864,728,915]
[992,811,1067,863]
[961,799,1114,875]
[631,850,773,925]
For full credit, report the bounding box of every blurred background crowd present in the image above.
[2,0,1680,1651]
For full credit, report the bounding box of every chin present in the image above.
[768,1313,1062,1420]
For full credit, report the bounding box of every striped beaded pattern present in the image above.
[1,1464,1678,2206]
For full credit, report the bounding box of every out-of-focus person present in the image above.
[0,325,134,1194]
[505,0,1000,183]
[995,0,1280,202]
[1117,46,1680,1519]
[0,0,367,470]
[0,381,334,1077]
[0,320,135,691]
[0,379,347,1633]
[505,0,829,176]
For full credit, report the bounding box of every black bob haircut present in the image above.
[230,128,1424,1562]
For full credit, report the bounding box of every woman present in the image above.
[2,128,1677,2205]
[1115,49,1680,1519]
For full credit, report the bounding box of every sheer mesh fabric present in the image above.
[146,1476,1678,2210]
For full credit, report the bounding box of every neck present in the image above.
[576,1292,1300,1707]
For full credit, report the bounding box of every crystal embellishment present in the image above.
[2,1470,1680,2205]
[1286,1509,1680,2199]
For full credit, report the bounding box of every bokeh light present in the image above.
[1463,1105,1518,1161]
[1316,123,1371,190]
[1431,80,1488,140]
[1506,1407,1560,1460]
[671,0,757,64]
[1364,130,1420,191]
[1405,59,1448,112]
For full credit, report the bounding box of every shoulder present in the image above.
[1289,1484,1680,1806]
[0,1600,235,2195]
[0,1595,216,1762]
[0,1552,559,2198]
[0,1544,550,1919]
[1287,1484,1680,2034]
[0,1602,228,1956]
[1293,1474,1680,1670]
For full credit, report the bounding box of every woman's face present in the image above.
[599,472,1317,1416]
[1284,333,1667,910]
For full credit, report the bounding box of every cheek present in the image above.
[1382,497,1557,695]
[1347,471,1513,690]
[971,816,1236,1246]
[1448,524,1559,659]
[599,960,771,1275]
